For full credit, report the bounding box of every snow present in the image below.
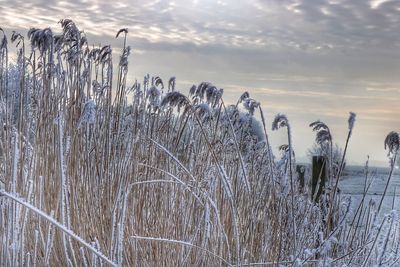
[339,165,400,218]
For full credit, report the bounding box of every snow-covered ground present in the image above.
[338,165,400,217]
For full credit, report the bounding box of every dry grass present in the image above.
[0,20,399,266]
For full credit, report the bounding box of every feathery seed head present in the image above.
[310,120,332,145]
[168,77,176,91]
[310,120,327,132]
[279,144,289,152]
[348,112,356,133]
[272,114,288,131]
[59,19,81,50]
[189,84,196,96]
[243,98,259,115]
[11,31,24,48]
[99,45,112,63]
[59,19,79,36]
[0,35,7,51]
[80,35,87,48]
[206,86,223,107]
[189,82,223,107]
[160,91,191,114]
[0,29,7,51]
[116,28,128,38]
[154,76,164,90]
[239,92,250,102]
[384,131,399,157]
[88,48,100,60]
[148,86,161,107]
[28,28,53,55]
[316,129,331,144]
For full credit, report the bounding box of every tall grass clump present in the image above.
[0,20,399,266]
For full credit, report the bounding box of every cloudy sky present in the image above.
[1,0,400,165]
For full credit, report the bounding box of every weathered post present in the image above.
[296,165,306,192]
[311,155,327,202]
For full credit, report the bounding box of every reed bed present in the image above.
[0,20,399,266]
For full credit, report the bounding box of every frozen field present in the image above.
[338,165,400,217]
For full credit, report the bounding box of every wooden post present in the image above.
[311,156,327,202]
[296,165,305,192]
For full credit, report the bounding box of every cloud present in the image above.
[1,0,399,164]
[370,0,394,9]
[366,87,400,93]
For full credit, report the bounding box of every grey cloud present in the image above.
[1,0,400,164]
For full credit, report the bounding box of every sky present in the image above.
[1,0,400,166]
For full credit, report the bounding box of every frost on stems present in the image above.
[92,80,109,95]
[194,103,213,122]
[78,99,96,127]
[272,113,297,253]
[376,132,400,215]
[130,235,232,266]
[119,46,130,69]
[1,20,399,267]
[0,190,117,267]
